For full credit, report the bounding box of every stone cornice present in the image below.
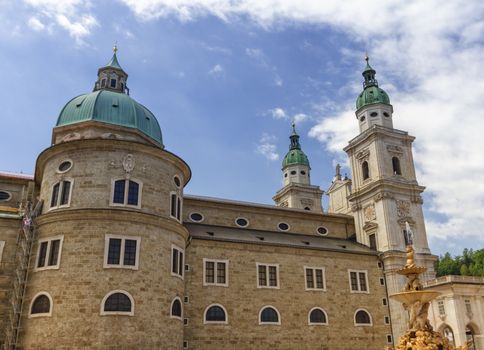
[35,208,189,239]
[34,138,191,186]
[347,178,425,202]
[343,125,415,153]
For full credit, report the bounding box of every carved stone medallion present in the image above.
[396,200,410,217]
[122,154,135,173]
[364,204,376,221]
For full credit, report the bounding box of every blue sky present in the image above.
[1,0,483,257]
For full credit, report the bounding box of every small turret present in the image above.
[281,123,310,186]
[273,123,323,212]
[93,45,129,94]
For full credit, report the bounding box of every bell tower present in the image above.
[273,123,323,212]
[343,56,437,339]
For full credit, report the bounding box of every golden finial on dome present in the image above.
[113,42,118,54]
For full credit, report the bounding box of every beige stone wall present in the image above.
[36,139,190,218]
[20,211,187,349]
[184,239,392,350]
[184,197,355,240]
[18,136,191,349]
[0,217,21,344]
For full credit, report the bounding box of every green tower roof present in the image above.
[100,45,124,71]
[356,56,391,110]
[56,90,163,146]
[282,123,310,168]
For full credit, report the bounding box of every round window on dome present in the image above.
[383,112,390,117]
[300,171,306,175]
[290,171,297,175]
[278,222,290,231]
[235,217,249,228]
[370,112,378,117]
[57,160,73,173]
[189,212,204,222]
[284,173,288,178]
[317,227,328,236]
[0,191,11,202]
[360,116,366,122]
[173,175,181,188]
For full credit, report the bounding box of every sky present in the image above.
[0,0,483,257]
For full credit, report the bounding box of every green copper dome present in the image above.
[55,48,163,146]
[356,56,391,110]
[282,124,310,168]
[56,90,163,146]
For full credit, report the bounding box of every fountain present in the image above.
[385,244,472,350]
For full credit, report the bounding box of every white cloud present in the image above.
[293,113,308,124]
[27,16,45,31]
[208,64,223,75]
[23,0,97,44]
[118,0,484,245]
[256,133,279,161]
[269,107,287,119]
[274,75,283,86]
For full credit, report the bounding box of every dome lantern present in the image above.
[93,44,129,94]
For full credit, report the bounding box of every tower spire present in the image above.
[289,122,301,150]
[362,54,378,88]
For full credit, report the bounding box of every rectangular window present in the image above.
[104,235,140,270]
[111,179,142,207]
[465,299,472,314]
[203,259,228,286]
[50,180,72,209]
[369,233,376,249]
[257,263,279,288]
[438,300,445,316]
[384,316,390,325]
[127,181,139,206]
[110,79,116,88]
[171,245,184,278]
[382,298,387,306]
[170,192,182,222]
[305,267,326,291]
[35,236,64,271]
[387,335,393,343]
[0,241,5,263]
[349,270,369,293]
[380,277,385,286]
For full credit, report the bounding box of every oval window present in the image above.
[370,112,378,117]
[284,173,288,178]
[383,112,390,117]
[317,227,328,235]
[0,191,11,201]
[300,171,306,175]
[360,116,366,122]
[235,217,249,227]
[278,222,289,231]
[173,175,181,188]
[58,160,72,173]
[189,212,204,222]
[290,171,296,175]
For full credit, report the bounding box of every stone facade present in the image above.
[0,52,479,349]
[425,276,484,350]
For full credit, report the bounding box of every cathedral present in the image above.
[0,49,482,349]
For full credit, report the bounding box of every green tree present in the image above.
[435,249,484,277]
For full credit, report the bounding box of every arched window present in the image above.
[354,309,372,326]
[308,307,328,325]
[112,179,141,207]
[171,297,182,319]
[101,290,134,316]
[465,325,476,349]
[362,161,370,180]
[50,179,73,208]
[30,292,52,317]
[259,306,280,325]
[442,325,456,347]
[392,157,402,175]
[204,304,227,324]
